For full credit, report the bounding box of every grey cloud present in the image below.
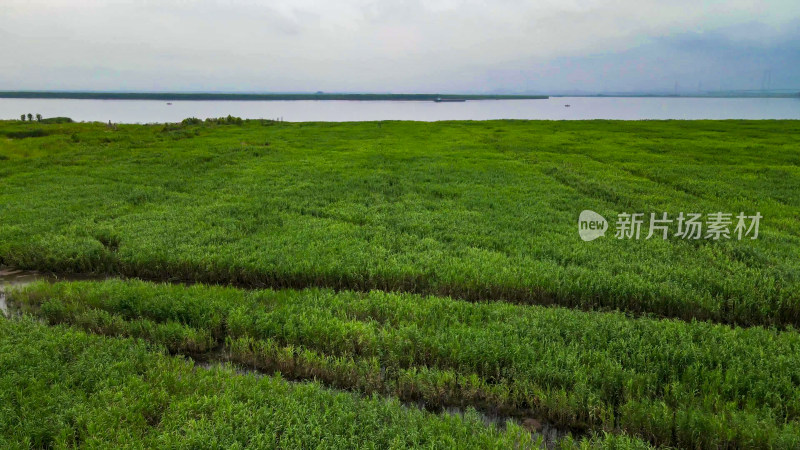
[1,0,798,93]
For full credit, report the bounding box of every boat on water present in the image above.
[434,97,466,103]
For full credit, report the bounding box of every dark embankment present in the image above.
[0,91,548,101]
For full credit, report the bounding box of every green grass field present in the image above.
[9,279,800,447]
[4,317,602,449]
[1,118,799,447]
[1,119,799,325]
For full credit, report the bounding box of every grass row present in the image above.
[0,316,601,449]
[11,279,800,448]
[1,120,799,327]
[0,315,660,448]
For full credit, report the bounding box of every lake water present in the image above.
[1,97,798,123]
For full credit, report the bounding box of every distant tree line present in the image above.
[18,114,73,124]
[181,115,244,126]
[19,113,43,122]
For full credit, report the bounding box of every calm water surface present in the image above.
[0,97,798,123]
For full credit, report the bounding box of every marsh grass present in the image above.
[1,120,798,327]
[11,279,800,448]
[0,317,566,449]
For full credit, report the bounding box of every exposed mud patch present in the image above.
[0,267,109,317]
[0,291,7,318]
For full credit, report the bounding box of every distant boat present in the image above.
[434,97,466,103]
[564,104,570,107]
[166,102,172,105]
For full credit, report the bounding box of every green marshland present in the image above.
[1,118,799,448]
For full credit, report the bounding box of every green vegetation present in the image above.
[12,115,72,125]
[39,116,74,124]
[1,117,799,447]
[3,317,577,448]
[0,91,548,101]
[10,279,800,448]
[4,128,51,139]
[1,119,799,327]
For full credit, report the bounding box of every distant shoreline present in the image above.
[550,93,800,99]
[0,92,548,101]
[0,91,796,101]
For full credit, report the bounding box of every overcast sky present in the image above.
[2,0,799,93]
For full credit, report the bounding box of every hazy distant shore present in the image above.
[0,92,549,101]
[1,91,796,101]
